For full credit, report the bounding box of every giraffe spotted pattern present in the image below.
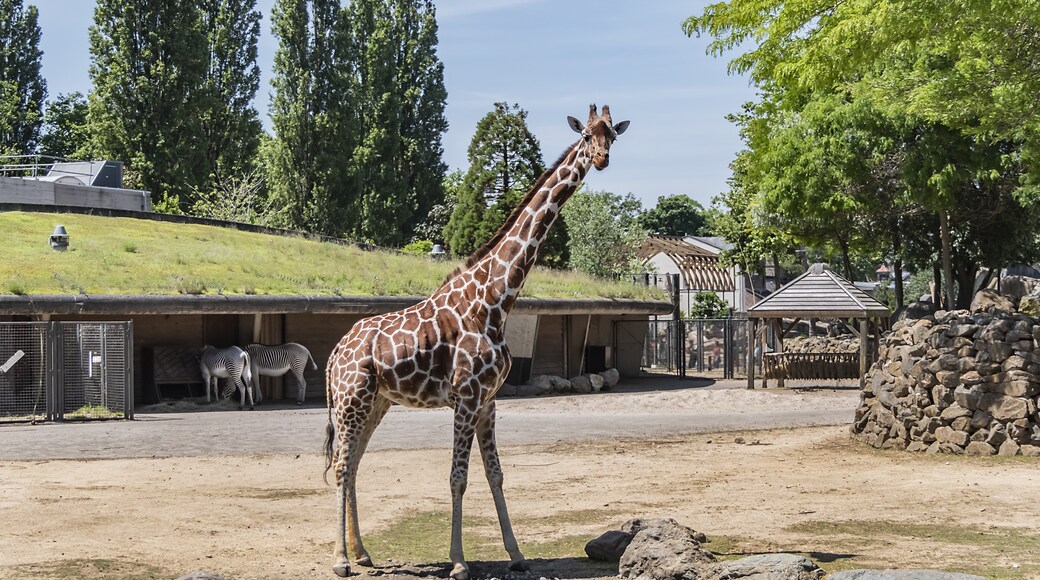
[323,105,629,580]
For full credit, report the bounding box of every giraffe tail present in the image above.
[322,417,335,485]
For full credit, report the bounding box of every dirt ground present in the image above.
[2,384,1039,580]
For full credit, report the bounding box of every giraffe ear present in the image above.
[614,120,630,135]
[567,116,584,133]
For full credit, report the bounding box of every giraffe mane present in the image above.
[442,143,577,285]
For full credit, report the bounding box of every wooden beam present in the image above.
[747,318,756,390]
[859,318,869,390]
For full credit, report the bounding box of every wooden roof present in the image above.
[747,263,890,319]
[636,235,735,292]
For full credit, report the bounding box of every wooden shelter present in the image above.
[635,235,735,292]
[746,263,890,389]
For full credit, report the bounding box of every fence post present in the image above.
[47,321,61,421]
[125,321,134,419]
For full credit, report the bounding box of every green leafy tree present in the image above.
[689,291,731,319]
[0,0,46,154]
[411,169,460,245]
[40,92,89,159]
[445,102,545,256]
[562,189,646,279]
[639,194,709,236]
[198,0,263,194]
[685,0,1040,309]
[89,0,208,209]
[266,0,355,235]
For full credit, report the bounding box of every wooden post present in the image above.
[859,318,869,390]
[746,318,756,390]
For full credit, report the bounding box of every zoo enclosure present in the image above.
[0,321,133,422]
[639,317,750,379]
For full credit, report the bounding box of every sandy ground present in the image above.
[2,381,1039,579]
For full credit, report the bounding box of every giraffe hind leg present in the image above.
[476,401,527,571]
[331,374,388,576]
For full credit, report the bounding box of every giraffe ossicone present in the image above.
[323,105,629,579]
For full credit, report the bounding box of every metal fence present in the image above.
[0,321,133,422]
[642,317,750,379]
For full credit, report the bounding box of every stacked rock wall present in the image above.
[852,309,1040,456]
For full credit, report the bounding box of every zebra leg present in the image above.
[294,369,307,404]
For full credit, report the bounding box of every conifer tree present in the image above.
[445,102,544,257]
[0,0,46,155]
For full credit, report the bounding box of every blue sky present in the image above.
[33,0,757,210]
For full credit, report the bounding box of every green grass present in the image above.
[786,519,1040,577]
[8,558,170,579]
[1,211,666,300]
[65,404,123,419]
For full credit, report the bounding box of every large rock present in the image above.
[970,289,1014,313]
[978,393,1032,421]
[618,518,715,580]
[599,367,621,388]
[714,553,823,579]
[585,529,634,562]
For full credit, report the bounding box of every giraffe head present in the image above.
[567,104,629,170]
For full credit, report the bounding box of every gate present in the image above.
[638,318,749,379]
[0,321,133,422]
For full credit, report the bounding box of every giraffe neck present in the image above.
[469,140,592,313]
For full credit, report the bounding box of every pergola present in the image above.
[635,235,734,291]
[746,263,891,389]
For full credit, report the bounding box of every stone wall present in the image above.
[851,308,1040,456]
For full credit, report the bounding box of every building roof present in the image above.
[0,294,674,317]
[635,235,735,292]
[747,263,890,319]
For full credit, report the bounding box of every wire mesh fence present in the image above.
[641,317,750,379]
[0,321,132,422]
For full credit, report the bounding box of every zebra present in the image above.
[244,342,317,404]
[198,345,255,410]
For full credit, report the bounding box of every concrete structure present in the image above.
[0,294,670,405]
[0,171,150,212]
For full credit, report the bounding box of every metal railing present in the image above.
[0,154,88,180]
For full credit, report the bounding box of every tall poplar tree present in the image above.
[89,0,208,209]
[266,0,355,235]
[199,0,263,193]
[0,0,46,155]
[344,0,447,246]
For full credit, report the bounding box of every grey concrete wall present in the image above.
[0,176,150,212]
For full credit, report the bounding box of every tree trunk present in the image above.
[772,253,784,290]
[838,236,853,280]
[932,262,943,308]
[939,210,956,310]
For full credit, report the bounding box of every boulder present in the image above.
[585,529,634,562]
[175,573,225,580]
[714,553,823,579]
[970,289,1014,313]
[618,518,715,580]
[599,367,621,388]
[570,375,593,394]
[587,373,606,392]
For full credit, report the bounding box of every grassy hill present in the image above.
[0,211,666,301]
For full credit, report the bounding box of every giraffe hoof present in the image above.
[332,562,351,577]
[355,554,373,567]
[509,559,529,572]
[450,562,470,580]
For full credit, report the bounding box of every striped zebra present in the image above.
[245,342,317,404]
[198,345,255,410]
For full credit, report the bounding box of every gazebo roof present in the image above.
[635,235,734,291]
[747,263,890,319]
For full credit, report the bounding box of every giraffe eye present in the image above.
[583,134,591,142]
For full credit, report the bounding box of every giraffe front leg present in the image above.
[449,399,478,580]
[476,401,527,572]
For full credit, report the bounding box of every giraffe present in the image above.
[323,104,629,579]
